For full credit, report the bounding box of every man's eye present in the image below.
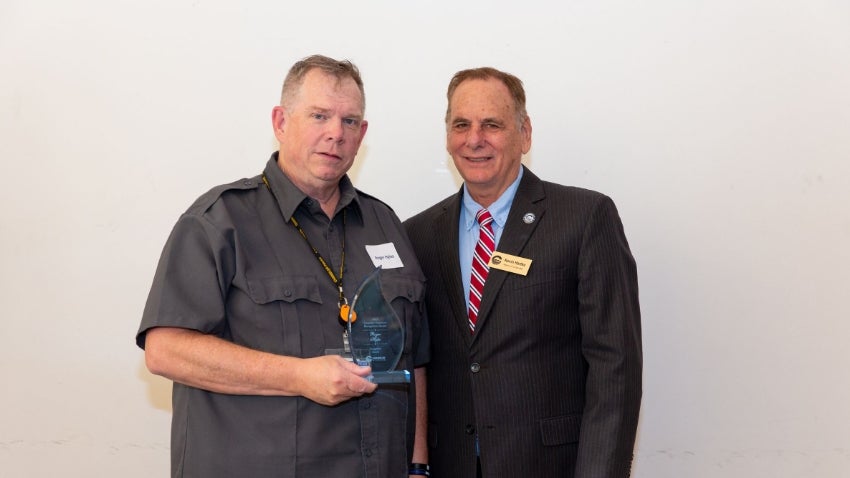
[343,118,360,127]
[311,113,327,120]
[483,123,502,130]
[452,123,470,131]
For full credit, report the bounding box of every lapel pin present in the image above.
[522,212,536,224]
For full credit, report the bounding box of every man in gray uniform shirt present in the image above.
[137,55,429,478]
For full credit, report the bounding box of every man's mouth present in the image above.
[317,152,342,160]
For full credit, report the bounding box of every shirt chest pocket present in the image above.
[246,275,322,305]
[233,275,322,355]
[378,275,426,357]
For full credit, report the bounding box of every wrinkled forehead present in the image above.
[286,68,365,111]
[448,79,517,120]
[295,70,365,112]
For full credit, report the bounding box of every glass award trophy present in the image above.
[346,267,410,384]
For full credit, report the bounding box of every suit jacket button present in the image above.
[465,425,476,435]
[470,362,481,373]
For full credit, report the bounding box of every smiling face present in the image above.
[446,77,531,207]
[272,68,368,201]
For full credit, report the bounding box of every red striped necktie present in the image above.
[468,209,495,333]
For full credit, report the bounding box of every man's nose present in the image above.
[325,120,345,143]
[465,125,484,148]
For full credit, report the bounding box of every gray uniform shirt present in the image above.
[137,154,429,478]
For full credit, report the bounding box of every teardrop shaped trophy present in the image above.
[347,267,410,384]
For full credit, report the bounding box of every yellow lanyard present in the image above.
[262,175,355,323]
[289,212,346,307]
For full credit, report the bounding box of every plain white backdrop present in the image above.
[1,1,849,476]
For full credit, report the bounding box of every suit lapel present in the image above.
[434,189,475,345]
[472,169,547,342]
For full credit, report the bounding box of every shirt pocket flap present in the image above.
[539,414,581,446]
[379,275,425,304]
[246,275,322,305]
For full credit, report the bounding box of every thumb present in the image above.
[344,358,373,378]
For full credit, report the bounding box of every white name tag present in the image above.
[365,243,405,269]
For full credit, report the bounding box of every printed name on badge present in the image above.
[488,251,532,276]
[365,243,405,269]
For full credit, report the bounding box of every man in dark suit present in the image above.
[403,67,642,478]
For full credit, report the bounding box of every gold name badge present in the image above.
[488,252,532,276]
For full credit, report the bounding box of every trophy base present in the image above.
[325,349,410,384]
[370,370,411,384]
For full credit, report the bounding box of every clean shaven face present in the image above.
[446,77,531,205]
[273,68,368,198]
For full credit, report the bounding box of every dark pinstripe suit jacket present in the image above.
[403,168,642,478]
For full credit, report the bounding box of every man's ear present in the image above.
[271,106,286,141]
[358,120,369,143]
[521,115,532,154]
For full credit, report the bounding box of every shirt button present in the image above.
[242,179,253,186]
[363,401,372,409]
[283,290,292,297]
[470,363,481,373]
[465,424,476,435]
[407,289,414,299]
[364,448,372,457]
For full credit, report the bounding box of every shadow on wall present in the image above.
[137,360,172,413]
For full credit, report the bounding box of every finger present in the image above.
[348,375,377,395]
[353,365,373,378]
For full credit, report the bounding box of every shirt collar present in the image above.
[263,152,363,224]
[462,165,524,231]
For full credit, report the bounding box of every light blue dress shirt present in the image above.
[459,166,524,312]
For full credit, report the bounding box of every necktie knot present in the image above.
[476,209,493,227]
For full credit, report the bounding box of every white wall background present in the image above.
[1,1,848,476]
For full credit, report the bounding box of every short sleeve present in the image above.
[136,213,235,349]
